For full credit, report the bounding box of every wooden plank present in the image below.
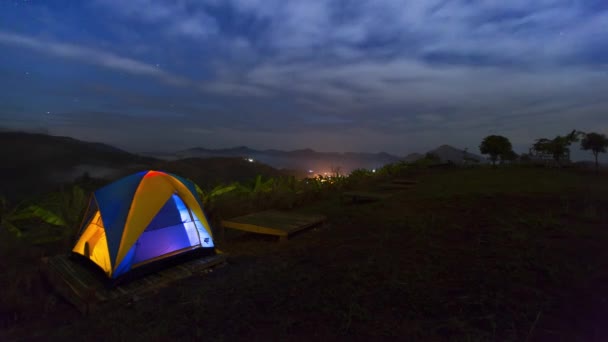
[221,210,326,240]
[377,183,413,190]
[392,178,419,185]
[41,253,226,314]
[342,191,392,203]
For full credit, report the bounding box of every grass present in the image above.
[2,167,608,340]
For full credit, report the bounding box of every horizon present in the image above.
[1,1,607,162]
[4,128,606,165]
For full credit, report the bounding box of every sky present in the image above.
[1,0,607,160]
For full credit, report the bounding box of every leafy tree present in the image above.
[21,185,88,244]
[501,150,519,163]
[0,187,84,243]
[580,132,608,171]
[195,182,238,206]
[533,130,580,167]
[0,197,29,237]
[479,135,513,166]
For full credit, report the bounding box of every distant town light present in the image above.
[247,158,254,163]
[372,169,376,173]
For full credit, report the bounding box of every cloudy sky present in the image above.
[1,0,607,158]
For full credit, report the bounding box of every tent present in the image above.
[72,170,215,282]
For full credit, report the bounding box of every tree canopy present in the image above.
[532,130,580,166]
[479,135,513,165]
[580,132,608,170]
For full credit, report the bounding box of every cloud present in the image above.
[0,31,190,86]
[94,0,218,38]
[3,1,608,155]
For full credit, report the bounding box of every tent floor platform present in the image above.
[377,178,419,190]
[221,210,326,241]
[377,183,414,190]
[41,253,226,314]
[342,191,392,203]
[391,178,419,185]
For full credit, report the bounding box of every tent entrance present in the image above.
[129,194,213,268]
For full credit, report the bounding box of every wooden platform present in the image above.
[377,183,413,190]
[392,178,419,185]
[221,210,326,241]
[342,191,392,203]
[377,178,419,190]
[41,253,226,314]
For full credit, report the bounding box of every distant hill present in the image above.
[151,157,286,190]
[0,132,287,200]
[0,131,157,199]
[170,146,401,173]
[404,153,424,162]
[426,145,486,164]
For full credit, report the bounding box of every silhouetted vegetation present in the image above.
[580,132,608,171]
[479,135,514,166]
[532,130,580,167]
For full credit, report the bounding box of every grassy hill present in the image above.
[2,167,607,340]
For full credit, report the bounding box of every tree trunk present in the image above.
[594,152,599,173]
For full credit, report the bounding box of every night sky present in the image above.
[1,1,607,158]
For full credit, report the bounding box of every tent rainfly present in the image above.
[72,170,215,281]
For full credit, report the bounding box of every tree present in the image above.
[479,135,513,166]
[580,132,608,171]
[501,150,519,163]
[533,130,580,167]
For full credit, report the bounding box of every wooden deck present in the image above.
[377,183,413,190]
[41,253,226,314]
[342,191,392,203]
[376,178,419,190]
[392,178,419,185]
[221,210,326,241]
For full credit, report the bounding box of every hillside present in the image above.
[427,145,485,163]
[0,132,287,199]
[0,131,157,199]
[151,157,287,190]
[172,147,401,173]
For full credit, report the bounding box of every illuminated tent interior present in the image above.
[72,170,215,282]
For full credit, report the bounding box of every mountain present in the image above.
[0,132,287,200]
[173,147,401,173]
[0,131,157,199]
[154,157,285,190]
[426,145,485,163]
[404,153,424,162]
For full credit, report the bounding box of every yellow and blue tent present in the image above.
[72,170,215,280]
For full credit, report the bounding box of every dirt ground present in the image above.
[2,168,608,341]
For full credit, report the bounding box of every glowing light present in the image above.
[372,169,376,173]
[247,158,254,163]
[308,169,313,173]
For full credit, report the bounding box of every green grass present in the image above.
[2,167,608,340]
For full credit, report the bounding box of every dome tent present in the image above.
[72,170,215,283]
